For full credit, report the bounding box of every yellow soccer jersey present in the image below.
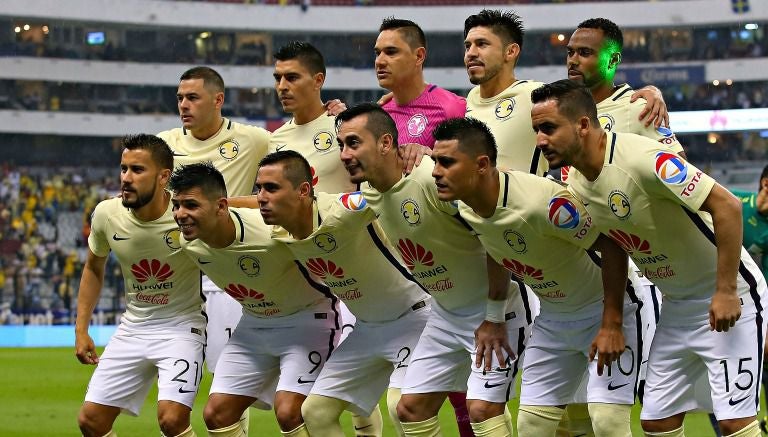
[269,112,355,193]
[362,159,493,316]
[273,192,429,323]
[466,80,548,176]
[180,207,332,320]
[159,119,270,196]
[458,171,605,319]
[88,197,204,331]
[597,84,684,155]
[567,132,763,306]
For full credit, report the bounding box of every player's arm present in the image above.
[324,99,347,116]
[475,254,516,372]
[588,234,628,376]
[74,249,108,365]
[700,184,744,332]
[631,85,669,128]
[227,195,259,209]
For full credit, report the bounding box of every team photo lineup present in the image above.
[67,7,768,437]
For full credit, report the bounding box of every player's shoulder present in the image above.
[326,191,369,214]
[510,80,544,97]
[156,128,183,143]
[270,118,294,135]
[230,206,266,227]
[93,197,125,217]
[428,84,465,101]
[229,119,271,140]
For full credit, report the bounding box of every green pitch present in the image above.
[0,347,750,436]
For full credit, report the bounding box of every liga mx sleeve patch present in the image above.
[338,191,367,211]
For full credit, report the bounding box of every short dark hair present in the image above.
[168,162,228,200]
[258,150,313,194]
[336,102,399,146]
[531,79,599,125]
[180,66,225,93]
[274,41,326,76]
[122,134,174,171]
[577,18,623,52]
[433,117,497,166]
[464,9,524,49]
[380,17,427,50]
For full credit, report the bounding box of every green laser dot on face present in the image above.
[598,40,621,82]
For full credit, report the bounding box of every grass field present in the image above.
[1,347,751,436]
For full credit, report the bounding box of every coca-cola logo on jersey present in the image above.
[135,292,170,305]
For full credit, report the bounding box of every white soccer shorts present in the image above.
[203,275,243,374]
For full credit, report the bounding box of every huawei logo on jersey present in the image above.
[502,258,543,281]
[224,283,265,302]
[131,259,173,283]
[397,239,434,270]
[306,258,345,279]
[608,229,651,255]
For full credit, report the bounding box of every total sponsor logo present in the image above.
[224,283,281,316]
[407,114,428,137]
[339,191,367,211]
[131,259,174,292]
[502,258,543,282]
[680,170,704,198]
[655,152,687,184]
[218,139,240,160]
[306,258,358,288]
[494,98,515,120]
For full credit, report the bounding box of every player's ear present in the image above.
[298,181,312,199]
[609,52,622,69]
[379,133,394,155]
[158,168,171,187]
[578,116,591,136]
[415,46,427,67]
[504,42,521,63]
[476,154,492,174]
[217,197,229,214]
[313,72,325,90]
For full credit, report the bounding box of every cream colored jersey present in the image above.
[362,159,490,315]
[465,80,548,175]
[159,118,270,196]
[273,192,429,323]
[458,171,604,319]
[88,197,204,331]
[269,112,355,193]
[597,84,684,155]
[566,132,764,307]
[180,207,332,320]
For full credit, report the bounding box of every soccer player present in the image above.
[375,18,466,149]
[271,41,355,194]
[430,117,639,437]
[75,134,205,437]
[158,66,270,377]
[169,162,339,437]
[253,150,430,437]
[732,165,768,278]
[532,79,767,437]
[463,10,666,175]
[336,103,530,436]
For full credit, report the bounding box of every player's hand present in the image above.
[632,86,669,128]
[709,291,741,332]
[474,320,515,373]
[377,92,394,106]
[398,143,431,175]
[75,333,99,365]
[589,326,624,376]
[324,99,347,116]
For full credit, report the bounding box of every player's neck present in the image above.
[191,117,225,141]
[467,169,500,218]
[479,71,516,99]
[591,82,615,105]
[578,130,608,182]
[205,214,237,249]
[133,190,170,222]
[292,100,326,125]
[371,157,404,193]
[287,201,315,240]
[392,81,428,106]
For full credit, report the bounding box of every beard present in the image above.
[121,185,156,210]
[468,62,503,86]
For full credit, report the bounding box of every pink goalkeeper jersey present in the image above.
[383,84,467,149]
